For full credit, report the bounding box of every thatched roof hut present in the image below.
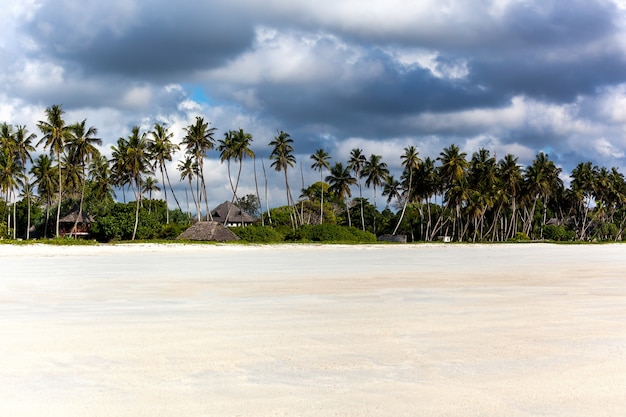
[177,221,241,242]
[210,201,257,227]
[58,210,94,237]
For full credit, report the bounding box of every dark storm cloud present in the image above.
[24,0,255,78]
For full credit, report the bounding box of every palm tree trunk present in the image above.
[132,176,141,240]
[56,149,62,237]
[253,156,264,226]
[261,158,272,226]
[73,164,87,238]
[159,165,170,224]
[393,171,412,235]
[163,165,182,213]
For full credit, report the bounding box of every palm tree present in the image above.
[218,128,254,225]
[67,120,102,237]
[438,144,469,240]
[37,104,74,237]
[326,162,356,226]
[182,117,216,220]
[269,130,298,228]
[348,148,367,230]
[498,154,523,239]
[30,154,57,237]
[522,152,562,238]
[114,126,152,240]
[570,161,598,240]
[310,148,331,224]
[178,156,200,220]
[142,176,160,212]
[363,154,389,234]
[88,154,115,203]
[382,174,402,205]
[0,146,25,238]
[394,145,420,235]
[148,123,181,223]
[13,125,36,239]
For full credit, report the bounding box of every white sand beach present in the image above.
[1,243,625,416]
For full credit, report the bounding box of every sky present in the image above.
[2,0,626,209]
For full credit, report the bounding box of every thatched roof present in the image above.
[211,201,257,225]
[177,221,241,242]
[59,210,94,224]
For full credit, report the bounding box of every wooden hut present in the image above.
[59,210,94,237]
[177,221,241,242]
[210,201,257,227]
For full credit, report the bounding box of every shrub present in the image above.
[543,224,575,241]
[287,224,376,243]
[509,231,530,241]
[230,225,286,243]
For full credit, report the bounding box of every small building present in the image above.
[210,201,257,227]
[177,221,241,242]
[59,210,94,237]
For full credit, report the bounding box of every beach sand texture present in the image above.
[1,243,625,416]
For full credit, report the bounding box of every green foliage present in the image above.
[287,224,376,243]
[592,222,620,241]
[510,232,530,241]
[230,225,286,243]
[0,222,9,239]
[543,224,576,241]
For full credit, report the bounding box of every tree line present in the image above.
[1,104,626,242]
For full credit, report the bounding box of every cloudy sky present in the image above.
[3,0,626,208]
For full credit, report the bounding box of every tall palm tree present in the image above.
[438,144,469,240]
[310,148,331,224]
[522,152,562,238]
[113,126,152,240]
[363,154,389,234]
[269,131,298,228]
[67,120,102,237]
[218,129,254,225]
[148,123,181,223]
[348,148,367,230]
[326,162,356,226]
[570,161,598,240]
[498,154,523,239]
[178,156,200,221]
[0,146,25,238]
[394,145,420,235]
[13,125,36,239]
[182,117,216,220]
[30,154,57,237]
[37,104,74,237]
[88,154,115,203]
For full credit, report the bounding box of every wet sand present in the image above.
[1,243,625,416]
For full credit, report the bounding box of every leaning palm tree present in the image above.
[393,145,420,235]
[148,123,181,223]
[363,154,389,234]
[178,156,200,221]
[13,125,36,239]
[114,126,152,240]
[30,154,57,237]
[67,120,102,237]
[37,104,74,237]
[310,148,331,224]
[182,117,216,220]
[218,129,254,225]
[438,144,469,240]
[0,147,24,239]
[326,162,356,227]
[348,148,367,231]
[269,130,298,228]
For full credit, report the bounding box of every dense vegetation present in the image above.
[2,104,626,243]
